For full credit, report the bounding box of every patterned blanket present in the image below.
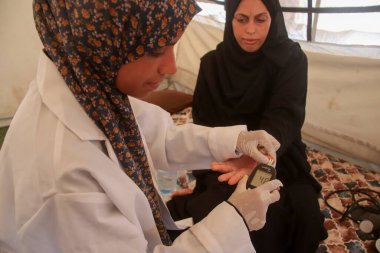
[310,149,380,253]
[172,107,380,253]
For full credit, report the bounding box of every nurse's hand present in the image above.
[228,176,282,231]
[236,130,280,165]
[211,156,257,185]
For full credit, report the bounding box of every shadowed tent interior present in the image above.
[0,127,7,149]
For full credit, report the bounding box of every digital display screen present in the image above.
[250,170,272,186]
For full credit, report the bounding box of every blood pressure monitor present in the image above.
[247,163,276,189]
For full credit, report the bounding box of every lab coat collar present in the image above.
[36,53,106,141]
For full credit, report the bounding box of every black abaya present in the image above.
[167,0,327,252]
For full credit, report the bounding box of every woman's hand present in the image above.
[211,155,258,185]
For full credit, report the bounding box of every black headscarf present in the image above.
[223,0,296,67]
[193,0,307,155]
[33,0,200,245]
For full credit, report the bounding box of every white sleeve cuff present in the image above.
[208,125,247,162]
[189,202,255,253]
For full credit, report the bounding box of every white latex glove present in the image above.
[228,175,282,231]
[236,130,280,165]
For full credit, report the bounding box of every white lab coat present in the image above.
[0,54,255,253]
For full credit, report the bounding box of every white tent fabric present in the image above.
[1,1,379,166]
[303,51,380,166]
[0,0,43,127]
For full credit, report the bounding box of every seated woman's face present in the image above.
[232,0,271,53]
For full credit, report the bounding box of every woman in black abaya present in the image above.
[167,0,327,251]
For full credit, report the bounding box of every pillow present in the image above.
[141,89,193,114]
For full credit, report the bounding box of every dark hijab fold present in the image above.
[33,0,200,245]
[224,0,296,67]
[193,0,304,129]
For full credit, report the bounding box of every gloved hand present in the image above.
[236,130,280,165]
[228,175,282,231]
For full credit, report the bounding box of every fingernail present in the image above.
[272,180,283,188]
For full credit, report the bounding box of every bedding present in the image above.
[309,148,380,253]
[169,107,380,253]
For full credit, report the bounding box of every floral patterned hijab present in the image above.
[33,0,200,245]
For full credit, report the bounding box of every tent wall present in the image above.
[0,0,42,127]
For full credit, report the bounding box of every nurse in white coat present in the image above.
[0,0,282,252]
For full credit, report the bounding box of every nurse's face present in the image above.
[232,0,271,53]
[116,45,177,98]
